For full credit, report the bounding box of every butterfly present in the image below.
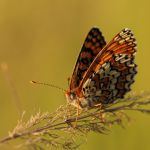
[65,27,137,109]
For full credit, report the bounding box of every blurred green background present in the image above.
[0,0,150,150]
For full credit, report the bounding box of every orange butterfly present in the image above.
[65,27,137,109]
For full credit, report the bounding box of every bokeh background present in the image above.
[0,0,150,150]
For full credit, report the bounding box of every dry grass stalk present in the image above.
[0,91,150,150]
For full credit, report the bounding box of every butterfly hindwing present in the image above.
[70,27,106,90]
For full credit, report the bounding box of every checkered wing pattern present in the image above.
[80,28,137,107]
[70,27,106,90]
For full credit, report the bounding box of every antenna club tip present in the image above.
[30,80,36,84]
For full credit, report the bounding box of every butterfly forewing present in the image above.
[70,27,106,90]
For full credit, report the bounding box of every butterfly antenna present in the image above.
[67,77,70,87]
[30,80,66,92]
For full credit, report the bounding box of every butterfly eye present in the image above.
[70,92,76,100]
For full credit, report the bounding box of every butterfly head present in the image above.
[65,90,77,104]
[65,88,85,109]
[65,87,89,109]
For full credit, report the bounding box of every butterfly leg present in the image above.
[95,103,105,122]
[67,77,71,87]
[74,99,82,127]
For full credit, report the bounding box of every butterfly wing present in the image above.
[70,27,106,90]
[80,28,137,107]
